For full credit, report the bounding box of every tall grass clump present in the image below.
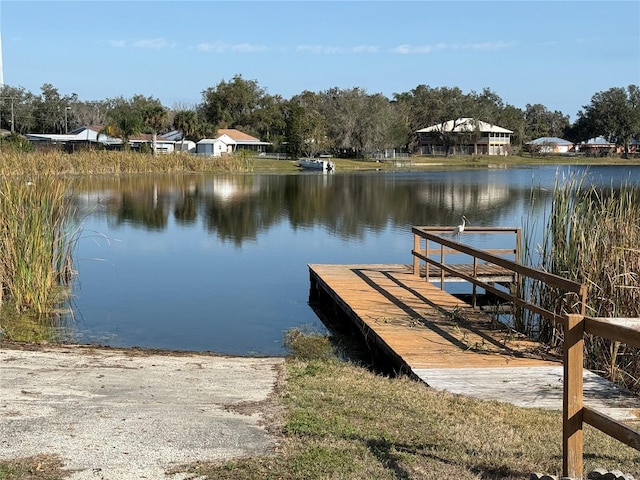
[525,171,640,393]
[0,150,258,177]
[0,176,79,316]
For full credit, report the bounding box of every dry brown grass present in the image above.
[184,334,639,479]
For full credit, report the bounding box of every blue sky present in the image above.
[2,1,639,120]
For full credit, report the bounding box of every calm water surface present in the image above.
[66,165,640,355]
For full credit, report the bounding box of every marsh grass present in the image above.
[183,331,639,479]
[525,172,640,392]
[0,176,79,320]
[0,150,263,176]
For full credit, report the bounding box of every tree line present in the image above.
[0,76,638,158]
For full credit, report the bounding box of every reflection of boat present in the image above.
[298,158,335,172]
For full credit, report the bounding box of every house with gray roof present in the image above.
[26,126,176,153]
[527,137,574,154]
[416,118,512,156]
[577,136,615,156]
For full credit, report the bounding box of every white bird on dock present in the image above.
[453,215,468,241]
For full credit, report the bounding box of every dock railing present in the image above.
[411,226,640,479]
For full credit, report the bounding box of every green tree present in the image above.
[173,110,199,150]
[469,87,504,125]
[71,100,108,128]
[200,74,266,130]
[251,93,286,150]
[284,103,308,159]
[32,84,78,133]
[497,105,526,150]
[0,85,37,134]
[286,91,328,158]
[134,96,167,155]
[104,98,143,150]
[579,85,640,158]
[524,104,569,141]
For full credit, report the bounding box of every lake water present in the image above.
[65,164,639,356]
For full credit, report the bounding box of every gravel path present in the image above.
[0,344,284,479]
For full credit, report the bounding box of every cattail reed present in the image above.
[525,171,640,393]
[0,176,79,315]
[0,150,255,176]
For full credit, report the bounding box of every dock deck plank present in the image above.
[309,263,639,427]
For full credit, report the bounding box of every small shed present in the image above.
[196,134,236,156]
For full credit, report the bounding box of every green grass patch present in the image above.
[185,334,639,479]
[0,455,66,480]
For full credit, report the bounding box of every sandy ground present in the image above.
[0,344,285,479]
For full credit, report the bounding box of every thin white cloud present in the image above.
[296,45,379,54]
[196,42,268,53]
[231,43,269,53]
[576,37,600,44]
[108,40,126,48]
[133,38,171,49]
[391,40,514,54]
[392,43,446,54]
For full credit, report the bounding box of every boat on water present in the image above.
[298,158,335,172]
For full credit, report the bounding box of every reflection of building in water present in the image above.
[418,182,510,212]
[202,177,262,203]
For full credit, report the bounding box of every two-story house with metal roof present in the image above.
[416,118,512,156]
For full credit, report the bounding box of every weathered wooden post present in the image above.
[563,313,585,479]
[413,231,420,277]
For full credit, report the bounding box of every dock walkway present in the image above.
[308,263,639,425]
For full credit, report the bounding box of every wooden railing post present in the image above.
[439,243,445,289]
[413,232,420,276]
[563,313,585,479]
[425,238,430,281]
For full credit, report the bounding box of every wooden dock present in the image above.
[308,263,640,426]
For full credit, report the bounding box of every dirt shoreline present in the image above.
[0,342,285,479]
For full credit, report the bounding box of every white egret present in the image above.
[453,215,468,241]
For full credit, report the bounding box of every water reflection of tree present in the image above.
[72,173,550,245]
[111,191,168,230]
[174,187,198,226]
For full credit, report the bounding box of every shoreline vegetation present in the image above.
[0,150,638,178]
[0,175,79,342]
[0,151,638,478]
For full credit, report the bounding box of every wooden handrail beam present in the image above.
[584,317,640,348]
[425,248,516,256]
[412,227,585,295]
[416,226,520,233]
[412,250,568,326]
[583,406,640,450]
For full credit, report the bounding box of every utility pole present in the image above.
[65,106,71,133]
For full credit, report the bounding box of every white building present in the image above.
[417,118,512,156]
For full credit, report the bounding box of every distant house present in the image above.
[26,126,176,153]
[626,138,639,154]
[196,129,270,156]
[577,136,615,156]
[26,126,116,151]
[526,137,574,154]
[163,129,196,153]
[127,133,175,154]
[416,118,512,156]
